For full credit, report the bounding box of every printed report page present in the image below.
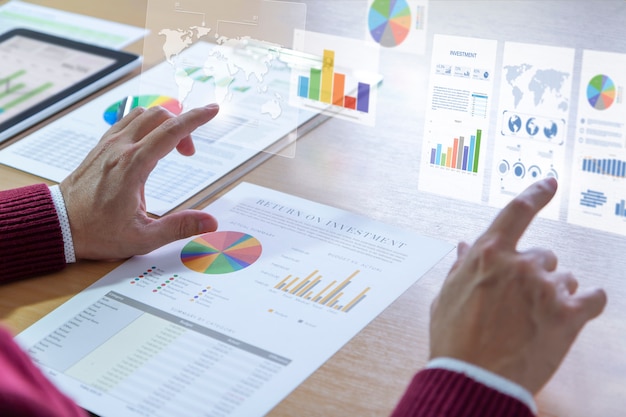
[16,182,453,417]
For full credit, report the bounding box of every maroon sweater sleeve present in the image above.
[391,368,535,417]
[0,327,87,417]
[0,184,66,282]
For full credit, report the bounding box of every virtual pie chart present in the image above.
[369,0,411,47]
[587,74,616,110]
[181,231,262,274]
[103,95,182,125]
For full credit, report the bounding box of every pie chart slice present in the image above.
[103,95,183,125]
[369,0,412,47]
[181,231,262,274]
[587,74,616,111]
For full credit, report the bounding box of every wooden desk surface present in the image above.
[1,1,625,416]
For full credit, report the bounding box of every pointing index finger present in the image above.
[485,177,558,249]
[138,103,220,163]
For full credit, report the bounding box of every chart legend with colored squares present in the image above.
[103,95,182,125]
[180,231,263,275]
[297,49,371,113]
[274,269,370,313]
[429,129,483,173]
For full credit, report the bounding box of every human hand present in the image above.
[429,177,607,394]
[60,104,220,261]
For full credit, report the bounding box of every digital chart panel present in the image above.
[290,29,382,126]
[418,34,497,204]
[181,231,263,274]
[489,42,574,219]
[568,49,626,236]
[366,0,428,55]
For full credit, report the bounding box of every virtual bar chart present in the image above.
[274,269,370,313]
[615,199,626,217]
[429,129,482,173]
[582,157,626,178]
[297,49,371,113]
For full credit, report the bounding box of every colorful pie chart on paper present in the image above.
[368,0,412,47]
[180,231,262,274]
[587,74,616,111]
[103,95,183,125]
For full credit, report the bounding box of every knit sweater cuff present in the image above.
[390,368,535,417]
[0,183,66,282]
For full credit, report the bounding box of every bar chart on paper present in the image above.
[429,129,482,173]
[274,269,369,313]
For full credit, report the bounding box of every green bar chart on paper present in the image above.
[0,69,53,114]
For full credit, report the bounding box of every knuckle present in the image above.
[132,106,147,117]
[476,236,501,264]
[159,116,184,136]
[509,195,535,217]
[145,105,170,118]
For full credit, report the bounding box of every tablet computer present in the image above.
[0,28,141,144]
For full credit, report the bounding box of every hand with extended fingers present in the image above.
[60,104,220,261]
[429,177,607,394]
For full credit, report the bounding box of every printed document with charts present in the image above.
[16,182,453,417]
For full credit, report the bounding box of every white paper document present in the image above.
[0,1,146,49]
[16,182,453,417]
[0,41,318,215]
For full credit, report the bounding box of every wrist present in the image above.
[427,357,537,415]
[49,185,76,263]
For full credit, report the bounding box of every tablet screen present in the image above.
[0,29,140,143]
[0,35,117,124]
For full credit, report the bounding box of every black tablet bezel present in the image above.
[0,28,140,140]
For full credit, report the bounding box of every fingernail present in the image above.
[543,176,558,190]
[200,215,218,232]
[206,103,219,111]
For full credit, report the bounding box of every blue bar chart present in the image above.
[582,157,626,178]
[580,189,608,208]
[616,200,626,217]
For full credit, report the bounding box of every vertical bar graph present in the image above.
[308,68,321,100]
[615,200,626,217]
[429,129,482,173]
[320,49,334,103]
[333,73,345,106]
[274,269,370,313]
[582,157,626,178]
[297,49,372,113]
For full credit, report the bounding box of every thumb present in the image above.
[150,211,219,247]
[570,287,607,327]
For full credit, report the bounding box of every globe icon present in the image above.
[508,114,522,133]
